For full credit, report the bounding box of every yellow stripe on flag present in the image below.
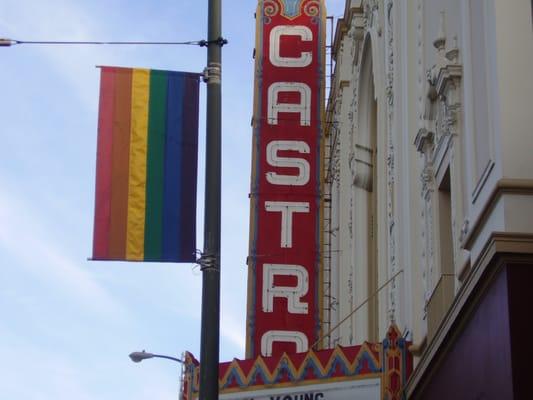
[126,68,150,260]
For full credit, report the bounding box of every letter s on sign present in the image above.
[266,140,310,186]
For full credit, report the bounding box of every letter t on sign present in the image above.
[265,201,309,248]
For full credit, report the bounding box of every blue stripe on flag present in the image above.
[162,73,184,261]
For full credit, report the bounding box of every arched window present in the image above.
[351,36,379,343]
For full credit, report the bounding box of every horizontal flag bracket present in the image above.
[198,37,228,48]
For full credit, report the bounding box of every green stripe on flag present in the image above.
[144,70,168,260]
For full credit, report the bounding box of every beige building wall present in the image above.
[324,0,533,376]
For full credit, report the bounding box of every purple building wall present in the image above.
[413,264,521,399]
[507,263,533,400]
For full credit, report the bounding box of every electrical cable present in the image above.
[311,269,404,350]
[0,37,228,47]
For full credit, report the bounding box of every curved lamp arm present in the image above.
[129,350,183,364]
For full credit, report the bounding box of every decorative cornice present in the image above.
[462,179,533,249]
[333,3,364,61]
[332,18,348,60]
[435,64,462,96]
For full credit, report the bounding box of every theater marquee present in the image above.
[246,0,326,359]
[219,379,381,400]
[181,325,412,400]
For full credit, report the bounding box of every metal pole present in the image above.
[199,0,222,398]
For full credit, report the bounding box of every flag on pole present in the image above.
[92,66,200,263]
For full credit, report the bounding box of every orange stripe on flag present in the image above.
[108,68,132,260]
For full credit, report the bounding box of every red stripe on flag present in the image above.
[93,67,116,259]
[108,68,133,260]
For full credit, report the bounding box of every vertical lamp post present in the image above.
[200,0,223,399]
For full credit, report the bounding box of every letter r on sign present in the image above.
[262,263,309,314]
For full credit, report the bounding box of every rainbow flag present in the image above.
[92,66,200,262]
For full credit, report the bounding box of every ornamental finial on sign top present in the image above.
[280,0,303,17]
[264,0,321,20]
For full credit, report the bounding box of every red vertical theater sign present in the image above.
[247,0,326,358]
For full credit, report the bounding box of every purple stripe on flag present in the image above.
[178,76,199,261]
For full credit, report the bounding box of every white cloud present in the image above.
[0,181,126,318]
[221,308,247,355]
[0,326,178,400]
[1,1,103,106]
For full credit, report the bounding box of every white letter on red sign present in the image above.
[265,201,309,248]
[262,263,309,314]
[266,140,310,186]
[269,25,313,67]
[267,82,311,126]
[260,330,309,357]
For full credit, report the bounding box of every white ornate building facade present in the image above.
[324,0,533,397]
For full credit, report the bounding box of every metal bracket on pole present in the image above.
[198,252,218,272]
[202,63,221,84]
[198,37,228,47]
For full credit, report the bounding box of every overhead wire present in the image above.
[311,269,404,350]
[0,37,227,47]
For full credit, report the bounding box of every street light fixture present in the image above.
[129,350,183,364]
[129,350,186,398]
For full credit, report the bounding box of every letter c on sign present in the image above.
[261,330,309,356]
[269,25,313,67]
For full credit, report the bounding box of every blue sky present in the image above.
[0,1,344,398]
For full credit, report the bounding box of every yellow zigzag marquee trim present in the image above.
[181,325,411,400]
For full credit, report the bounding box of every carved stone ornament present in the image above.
[363,0,380,34]
[421,11,462,156]
[416,10,464,311]
[348,13,365,65]
[351,144,374,192]
[414,127,434,154]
